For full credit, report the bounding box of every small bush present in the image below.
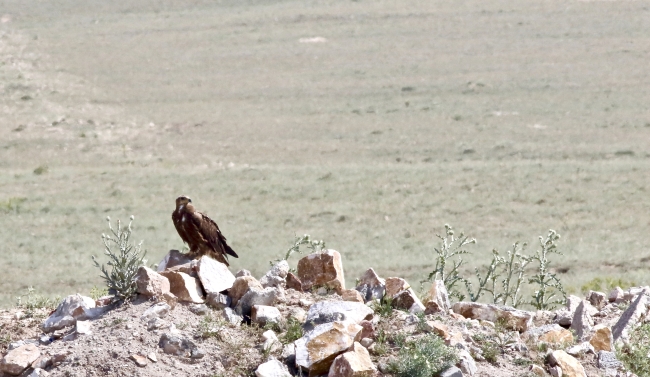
[617,323,650,375]
[388,335,459,377]
[15,287,59,318]
[373,296,394,317]
[92,216,146,302]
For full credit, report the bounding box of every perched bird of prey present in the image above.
[172,195,238,266]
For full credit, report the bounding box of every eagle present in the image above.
[172,195,238,266]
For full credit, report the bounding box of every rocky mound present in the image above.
[0,250,645,377]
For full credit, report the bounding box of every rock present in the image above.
[342,289,364,303]
[549,350,587,377]
[553,309,573,326]
[134,266,171,297]
[41,294,98,332]
[196,255,236,295]
[31,355,52,370]
[528,324,573,345]
[206,292,231,309]
[529,365,546,376]
[295,321,363,376]
[566,342,595,357]
[188,303,210,315]
[452,302,533,332]
[38,335,52,346]
[458,349,476,376]
[588,290,607,309]
[328,341,378,377]
[286,272,303,291]
[165,260,198,277]
[391,288,425,313]
[130,354,147,367]
[260,260,290,288]
[26,368,50,377]
[160,271,205,303]
[354,268,385,302]
[613,289,649,342]
[147,317,171,331]
[262,330,282,353]
[439,366,463,377]
[609,287,624,303]
[235,287,283,317]
[230,276,264,306]
[424,320,449,339]
[359,320,375,340]
[549,366,562,377]
[141,302,171,322]
[75,320,92,335]
[304,301,374,331]
[161,291,178,309]
[236,269,252,277]
[297,250,345,294]
[385,277,410,298]
[570,300,594,341]
[282,343,296,361]
[360,338,373,348]
[288,307,307,323]
[256,358,292,377]
[7,340,38,351]
[147,352,157,362]
[566,295,582,312]
[422,280,451,314]
[0,344,40,376]
[589,324,613,352]
[597,351,622,370]
[157,249,193,272]
[252,305,282,326]
[222,307,243,326]
[159,332,200,357]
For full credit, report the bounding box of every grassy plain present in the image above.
[0,0,649,307]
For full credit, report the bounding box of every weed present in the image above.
[15,287,59,318]
[473,334,499,364]
[422,224,476,301]
[373,296,394,317]
[277,234,326,264]
[415,311,428,333]
[391,332,407,348]
[513,358,532,367]
[525,230,566,310]
[373,327,389,356]
[33,165,48,175]
[89,286,109,300]
[92,216,147,302]
[282,317,303,344]
[0,197,27,214]
[617,323,650,376]
[198,315,225,339]
[387,334,459,377]
[580,277,636,294]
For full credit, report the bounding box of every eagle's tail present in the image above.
[225,244,239,259]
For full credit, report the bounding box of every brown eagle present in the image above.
[172,195,238,265]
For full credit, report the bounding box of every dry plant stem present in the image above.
[526,230,566,310]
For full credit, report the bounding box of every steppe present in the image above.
[0,0,649,307]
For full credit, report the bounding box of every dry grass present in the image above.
[0,0,649,306]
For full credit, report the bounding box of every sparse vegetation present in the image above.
[387,334,459,377]
[92,216,147,302]
[280,234,326,262]
[424,225,567,310]
[617,323,650,376]
[15,286,59,318]
[282,317,303,344]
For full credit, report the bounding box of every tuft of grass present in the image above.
[282,317,303,344]
[617,323,650,376]
[580,276,636,294]
[0,197,27,214]
[33,165,48,175]
[372,296,394,317]
[90,286,109,300]
[92,216,147,302]
[472,333,499,364]
[387,334,459,377]
[15,287,59,318]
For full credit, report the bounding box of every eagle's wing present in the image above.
[193,211,239,259]
[172,210,192,245]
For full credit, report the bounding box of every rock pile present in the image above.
[0,249,647,377]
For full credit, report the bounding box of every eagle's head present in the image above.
[175,195,192,209]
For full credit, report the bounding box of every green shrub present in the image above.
[617,323,650,375]
[282,317,303,344]
[388,335,459,377]
[92,216,146,302]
